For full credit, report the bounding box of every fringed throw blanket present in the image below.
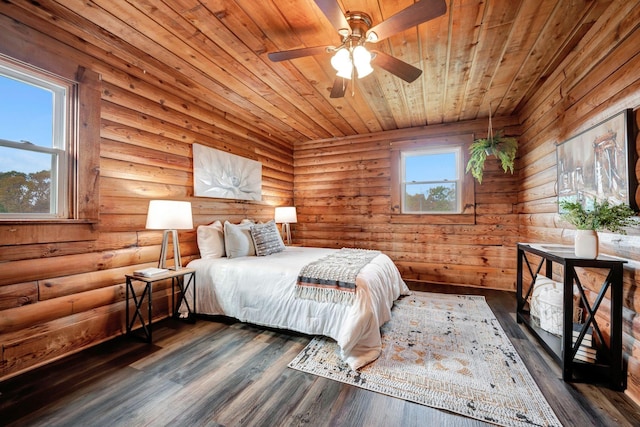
[295,248,380,305]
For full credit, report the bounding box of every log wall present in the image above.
[516,0,640,402]
[1,0,639,403]
[0,9,292,380]
[294,116,521,291]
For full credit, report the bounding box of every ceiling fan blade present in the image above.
[330,77,348,98]
[268,45,331,62]
[371,50,422,83]
[366,0,446,42]
[314,0,351,36]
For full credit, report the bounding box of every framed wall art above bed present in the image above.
[556,109,638,211]
[193,143,262,201]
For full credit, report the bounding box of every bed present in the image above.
[182,245,409,370]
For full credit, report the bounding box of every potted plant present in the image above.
[559,199,638,258]
[466,130,518,184]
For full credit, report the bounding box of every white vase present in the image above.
[574,229,599,258]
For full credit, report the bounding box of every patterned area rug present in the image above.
[288,292,561,427]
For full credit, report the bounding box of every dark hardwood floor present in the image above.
[2,284,640,426]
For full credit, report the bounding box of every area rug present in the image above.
[288,292,561,427]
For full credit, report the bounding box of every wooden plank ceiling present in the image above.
[30,0,609,147]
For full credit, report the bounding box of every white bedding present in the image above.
[183,246,410,369]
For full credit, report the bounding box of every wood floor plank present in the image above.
[2,286,640,427]
[287,377,346,427]
[209,328,311,426]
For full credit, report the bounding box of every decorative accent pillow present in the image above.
[197,220,225,258]
[250,220,285,256]
[224,220,256,258]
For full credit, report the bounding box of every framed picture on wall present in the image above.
[193,143,262,201]
[557,109,638,211]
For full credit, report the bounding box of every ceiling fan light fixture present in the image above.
[331,47,353,79]
[269,0,448,96]
[355,63,373,78]
[353,45,373,78]
[336,62,353,79]
[331,47,351,71]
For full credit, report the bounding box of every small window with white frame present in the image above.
[400,146,463,214]
[0,58,73,218]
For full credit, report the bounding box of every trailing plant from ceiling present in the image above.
[466,104,518,184]
[466,131,518,184]
[559,199,638,233]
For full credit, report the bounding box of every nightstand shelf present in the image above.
[125,268,196,343]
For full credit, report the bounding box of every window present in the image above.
[390,134,475,223]
[401,146,462,213]
[0,59,72,218]
[0,36,100,244]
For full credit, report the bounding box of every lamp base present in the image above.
[282,222,292,245]
[159,229,183,270]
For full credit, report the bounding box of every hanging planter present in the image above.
[466,105,518,184]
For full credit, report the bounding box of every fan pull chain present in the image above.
[351,64,355,97]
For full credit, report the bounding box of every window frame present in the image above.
[0,40,100,244]
[390,134,475,225]
[0,59,72,218]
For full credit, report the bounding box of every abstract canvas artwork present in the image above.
[193,143,262,201]
[557,110,635,210]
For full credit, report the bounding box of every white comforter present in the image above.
[183,246,409,369]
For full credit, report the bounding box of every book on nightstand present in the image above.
[133,267,169,277]
[574,350,597,364]
[572,323,597,363]
[572,323,593,345]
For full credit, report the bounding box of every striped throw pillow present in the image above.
[250,220,285,256]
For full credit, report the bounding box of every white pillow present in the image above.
[197,220,225,258]
[224,220,256,258]
[250,220,285,256]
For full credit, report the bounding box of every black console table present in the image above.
[516,243,626,390]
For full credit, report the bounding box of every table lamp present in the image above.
[145,200,193,270]
[274,206,297,245]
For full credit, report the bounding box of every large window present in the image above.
[0,59,72,218]
[0,37,100,244]
[401,146,462,213]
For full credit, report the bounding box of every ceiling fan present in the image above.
[268,0,447,98]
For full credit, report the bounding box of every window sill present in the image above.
[390,213,476,225]
[0,219,97,224]
[0,220,98,245]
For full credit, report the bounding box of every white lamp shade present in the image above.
[336,63,353,79]
[353,46,371,67]
[331,48,353,79]
[331,48,350,71]
[274,206,297,224]
[355,62,374,78]
[146,200,193,230]
[353,46,374,78]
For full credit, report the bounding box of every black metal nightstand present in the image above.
[125,268,196,343]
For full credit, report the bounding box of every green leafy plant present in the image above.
[559,199,638,234]
[466,130,518,184]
